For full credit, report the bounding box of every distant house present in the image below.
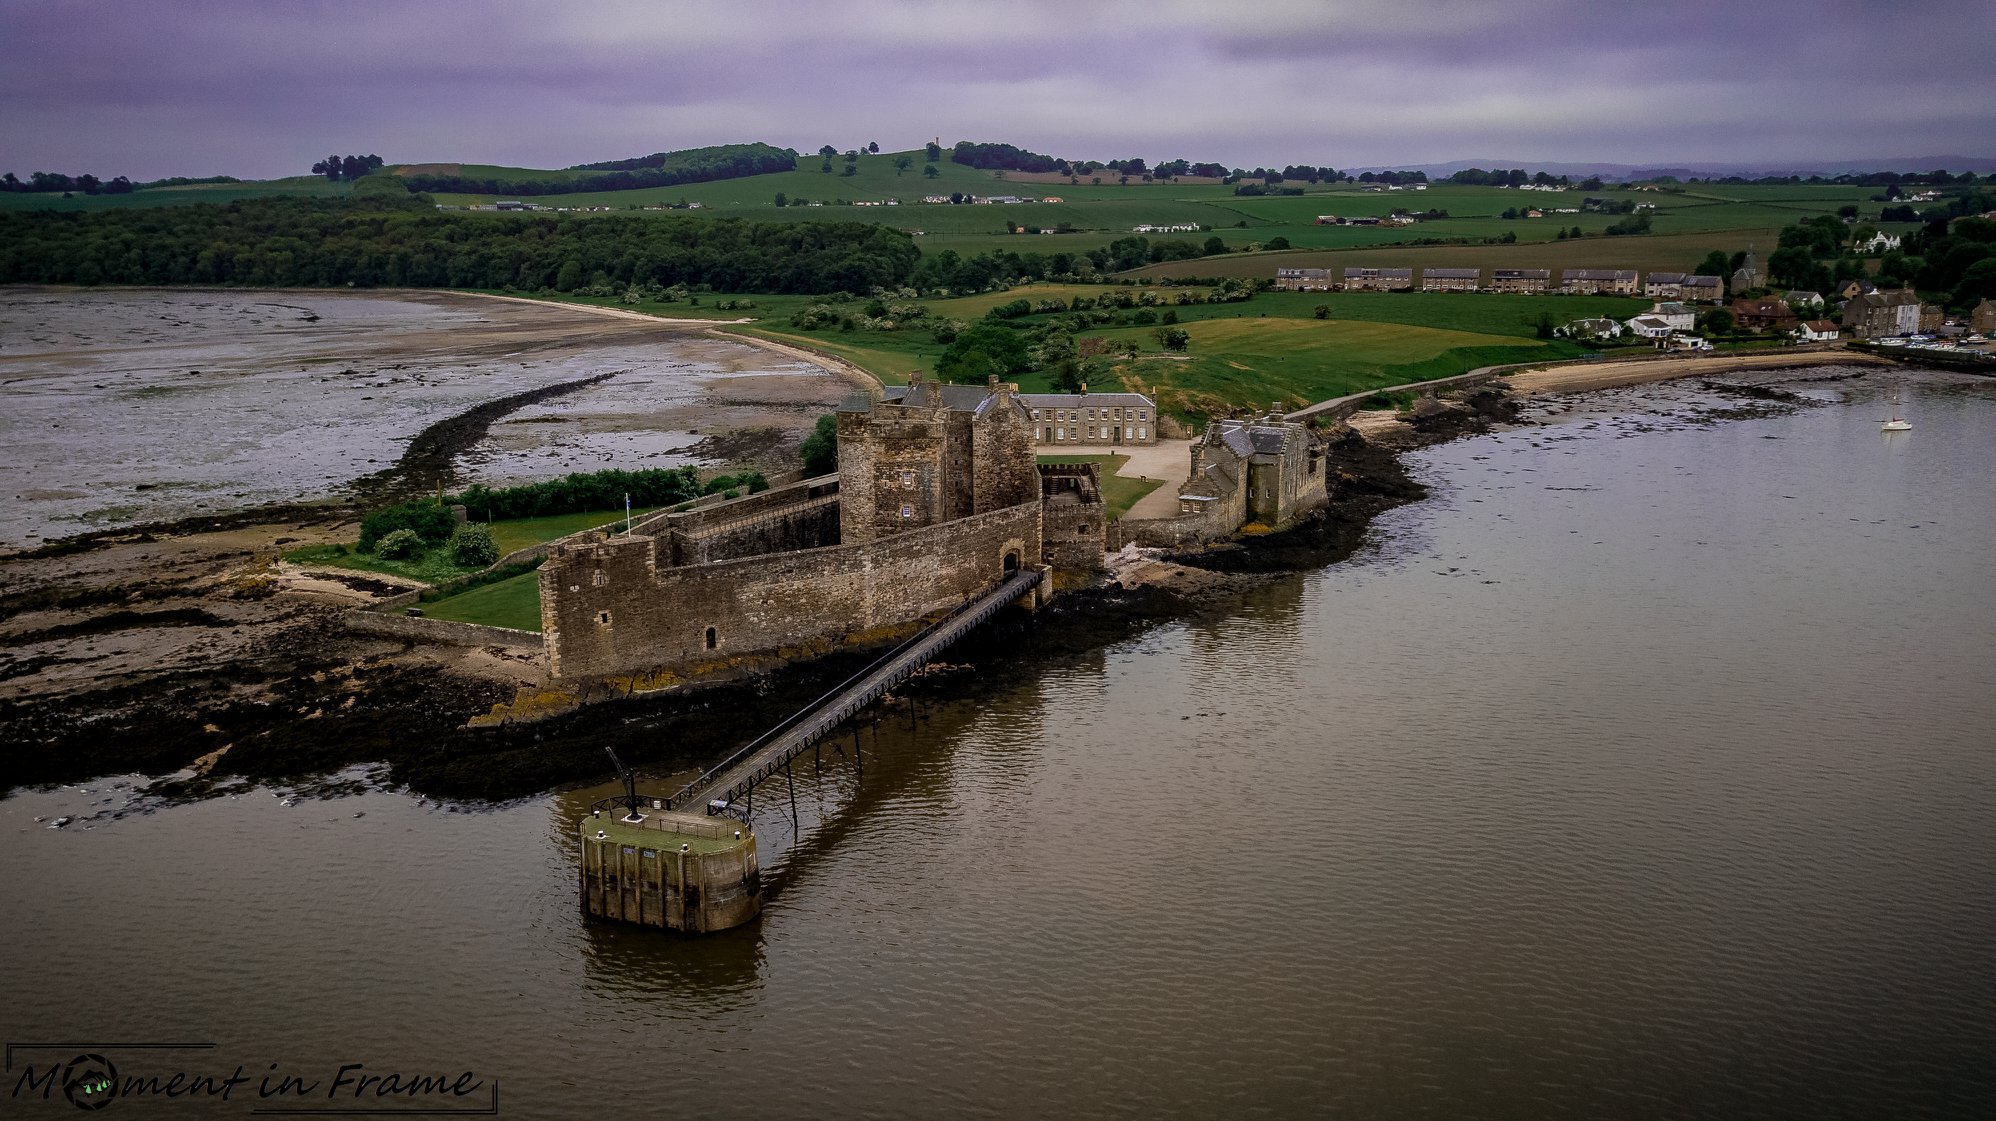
[1133,223,1200,234]
[1275,267,1335,291]
[1648,302,1696,332]
[1795,320,1841,342]
[1556,317,1624,340]
[1842,288,1922,337]
[1421,267,1481,292]
[1785,290,1824,309]
[1860,231,1902,254]
[1836,278,1877,301]
[1920,304,1943,332]
[1626,316,1676,339]
[1021,389,1158,447]
[1314,215,1339,225]
[1560,268,1639,296]
[1488,268,1551,294]
[1644,272,1687,298]
[1731,296,1798,332]
[1342,267,1414,291]
[1972,298,1996,335]
[1680,275,1724,303]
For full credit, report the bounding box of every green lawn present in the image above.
[1035,454,1165,519]
[285,507,651,586]
[421,570,543,631]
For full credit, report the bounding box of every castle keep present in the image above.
[540,374,1103,680]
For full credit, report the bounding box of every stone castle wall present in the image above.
[542,501,1043,679]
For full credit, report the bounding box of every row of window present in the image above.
[1048,427,1147,441]
[1032,408,1148,422]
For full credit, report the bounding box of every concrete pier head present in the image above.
[580,810,760,932]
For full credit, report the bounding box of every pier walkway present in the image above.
[661,568,1044,815]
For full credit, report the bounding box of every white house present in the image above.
[1861,231,1902,254]
[1648,302,1697,332]
[1627,315,1676,339]
[1795,320,1840,342]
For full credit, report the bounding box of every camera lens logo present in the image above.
[61,1054,118,1111]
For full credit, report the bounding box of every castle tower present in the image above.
[835,373,1039,545]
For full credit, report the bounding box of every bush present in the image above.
[703,471,768,495]
[800,414,838,476]
[451,467,701,522]
[448,523,500,567]
[358,502,456,551]
[375,528,422,559]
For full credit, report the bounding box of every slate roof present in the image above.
[1646,272,1687,284]
[1424,268,1481,279]
[1018,391,1155,410]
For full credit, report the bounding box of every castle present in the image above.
[539,374,1105,680]
[537,376,1328,681]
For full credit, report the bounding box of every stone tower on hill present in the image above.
[835,372,1039,545]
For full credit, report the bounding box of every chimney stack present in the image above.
[1079,381,1088,396]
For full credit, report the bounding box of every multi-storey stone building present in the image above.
[1018,388,1157,447]
[1421,267,1481,291]
[1343,267,1415,291]
[1489,268,1552,294]
[1842,288,1922,337]
[1679,275,1724,303]
[1560,268,1639,295]
[1275,267,1335,291]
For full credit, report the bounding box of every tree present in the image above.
[922,164,939,180]
[1696,250,1731,278]
[1265,235,1290,250]
[1202,235,1226,255]
[818,145,837,158]
[841,164,857,177]
[894,155,912,176]
[867,141,880,154]
[799,414,838,476]
[773,192,787,207]
[554,259,584,292]
[925,141,942,162]
[937,322,1030,381]
[1699,308,1736,336]
[1313,304,1331,319]
[1159,327,1190,351]
[1049,358,1086,393]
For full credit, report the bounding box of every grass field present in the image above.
[1034,454,1164,519]
[1089,317,1570,415]
[421,569,543,631]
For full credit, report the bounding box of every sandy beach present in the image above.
[1501,346,1896,395]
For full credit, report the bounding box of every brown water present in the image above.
[4,367,1994,1119]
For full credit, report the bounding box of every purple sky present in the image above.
[5,0,1991,180]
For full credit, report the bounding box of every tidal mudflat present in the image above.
[0,288,847,548]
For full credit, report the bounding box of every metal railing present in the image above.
[661,568,1043,813]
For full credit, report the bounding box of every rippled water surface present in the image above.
[4,368,1993,1119]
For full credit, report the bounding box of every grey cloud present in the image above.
[0,0,1989,179]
